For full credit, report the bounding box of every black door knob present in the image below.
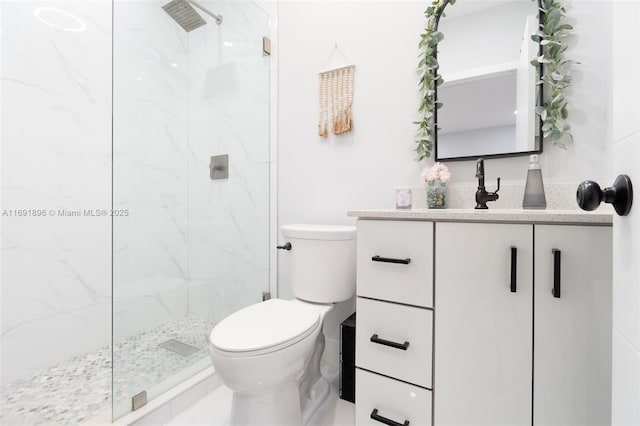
[576,175,633,216]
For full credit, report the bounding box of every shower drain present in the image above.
[158,339,200,357]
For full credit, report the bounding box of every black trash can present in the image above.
[339,312,356,403]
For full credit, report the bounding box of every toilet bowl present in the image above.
[209,224,356,426]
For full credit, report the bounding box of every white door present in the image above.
[610,1,640,424]
[435,222,533,426]
[534,225,612,426]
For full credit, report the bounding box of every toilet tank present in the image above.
[281,224,356,303]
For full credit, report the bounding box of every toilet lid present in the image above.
[210,299,320,353]
[281,224,356,241]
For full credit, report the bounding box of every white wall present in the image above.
[610,0,640,424]
[1,0,112,384]
[277,0,615,361]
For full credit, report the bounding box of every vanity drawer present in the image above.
[357,220,433,307]
[356,369,432,426]
[356,297,432,388]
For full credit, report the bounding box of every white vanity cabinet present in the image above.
[352,212,612,426]
[435,222,612,426]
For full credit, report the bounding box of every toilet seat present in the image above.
[210,299,321,356]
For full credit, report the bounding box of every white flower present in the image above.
[421,162,451,184]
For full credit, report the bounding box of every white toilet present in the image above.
[208,224,356,426]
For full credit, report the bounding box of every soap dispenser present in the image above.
[523,154,547,209]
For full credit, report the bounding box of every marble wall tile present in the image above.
[1,0,112,384]
[112,284,189,342]
[1,302,112,384]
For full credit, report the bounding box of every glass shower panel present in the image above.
[186,0,271,326]
[112,0,270,419]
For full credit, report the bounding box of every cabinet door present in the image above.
[435,222,533,426]
[534,225,612,426]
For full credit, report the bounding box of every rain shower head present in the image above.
[162,0,206,32]
[162,0,222,32]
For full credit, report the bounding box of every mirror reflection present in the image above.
[436,0,540,161]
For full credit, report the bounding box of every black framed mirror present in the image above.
[433,0,543,162]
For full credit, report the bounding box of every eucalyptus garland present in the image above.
[415,0,452,161]
[531,0,575,148]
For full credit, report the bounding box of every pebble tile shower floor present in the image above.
[0,317,215,425]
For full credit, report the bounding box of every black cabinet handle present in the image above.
[370,409,410,426]
[371,255,411,265]
[552,248,561,298]
[370,334,409,350]
[510,246,517,293]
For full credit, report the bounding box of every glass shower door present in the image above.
[112,0,270,419]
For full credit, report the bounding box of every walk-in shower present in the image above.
[0,0,271,423]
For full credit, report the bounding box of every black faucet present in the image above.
[475,159,501,209]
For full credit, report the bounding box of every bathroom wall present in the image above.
[0,0,112,384]
[610,1,640,423]
[277,1,425,233]
[277,0,427,368]
[278,0,613,224]
[277,0,615,359]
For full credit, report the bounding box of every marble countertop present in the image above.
[347,208,613,225]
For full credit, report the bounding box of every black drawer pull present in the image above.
[510,246,517,293]
[370,334,409,350]
[370,408,410,426]
[552,248,561,298]
[371,255,411,265]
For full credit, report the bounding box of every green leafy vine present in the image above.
[415,0,452,161]
[531,0,575,148]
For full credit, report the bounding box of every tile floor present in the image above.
[0,317,214,425]
[165,379,355,426]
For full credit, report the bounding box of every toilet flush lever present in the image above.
[277,242,292,250]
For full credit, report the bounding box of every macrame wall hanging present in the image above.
[318,45,355,137]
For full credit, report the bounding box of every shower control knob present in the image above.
[576,175,633,216]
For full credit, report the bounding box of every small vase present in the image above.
[427,180,447,209]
